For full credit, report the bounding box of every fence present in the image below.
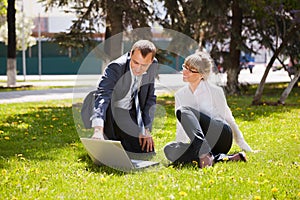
[0,40,184,75]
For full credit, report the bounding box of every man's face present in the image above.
[130,49,153,76]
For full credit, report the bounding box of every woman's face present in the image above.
[182,64,203,83]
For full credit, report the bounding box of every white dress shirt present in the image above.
[175,80,253,152]
[114,69,142,110]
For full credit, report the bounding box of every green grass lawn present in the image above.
[0,84,299,200]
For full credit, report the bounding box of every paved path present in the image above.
[0,64,292,104]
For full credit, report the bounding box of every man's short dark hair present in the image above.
[131,40,156,59]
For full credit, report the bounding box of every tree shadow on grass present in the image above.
[0,104,155,176]
[0,105,79,162]
[1,86,298,171]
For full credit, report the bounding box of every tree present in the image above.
[39,0,154,59]
[6,0,16,87]
[278,65,300,104]
[0,9,36,50]
[1,0,36,87]
[252,33,289,105]
[157,0,260,94]
[0,0,6,26]
[39,0,300,100]
[157,0,300,97]
[251,1,300,105]
[277,10,300,104]
[227,0,243,94]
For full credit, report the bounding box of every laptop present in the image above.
[80,138,159,171]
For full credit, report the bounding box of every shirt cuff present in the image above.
[92,118,104,128]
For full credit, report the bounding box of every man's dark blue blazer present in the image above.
[92,52,158,138]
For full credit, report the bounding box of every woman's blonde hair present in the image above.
[184,51,214,80]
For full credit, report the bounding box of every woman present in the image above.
[164,52,253,168]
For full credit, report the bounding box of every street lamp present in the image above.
[38,13,42,80]
[21,0,26,81]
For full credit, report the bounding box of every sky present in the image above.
[24,0,74,17]
[23,0,77,32]
[21,0,165,33]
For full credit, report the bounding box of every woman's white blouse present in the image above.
[175,81,252,152]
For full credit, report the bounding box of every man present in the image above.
[90,40,158,155]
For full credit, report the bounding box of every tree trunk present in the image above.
[7,58,16,86]
[252,53,279,105]
[226,67,240,94]
[226,0,242,95]
[104,0,123,60]
[252,26,297,105]
[278,69,300,104]
[7,0,17,87]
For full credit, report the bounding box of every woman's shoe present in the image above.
[228,152,247,162]
[199,153,214,168]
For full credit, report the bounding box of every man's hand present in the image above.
[92,126,105,140]
[139,129,154,152]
